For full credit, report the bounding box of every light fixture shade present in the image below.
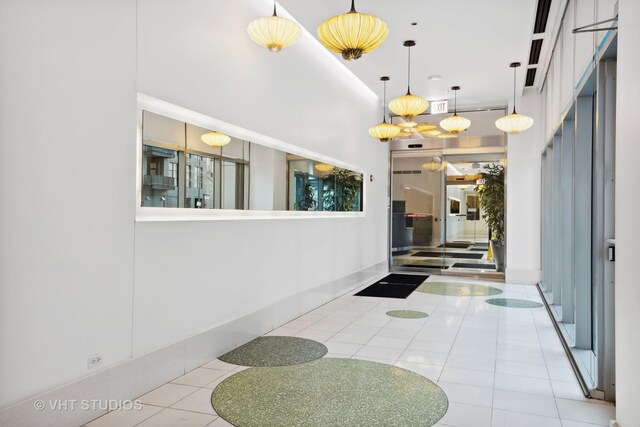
[495,113,534,134]
[317,2,388,61]
[422,160,442,171]
[388,94,429,121]
[368,122,401,142]
[439,114,471,134]
[315,163,334,172]
[421,129,442,137]
[248,14,301,52]
[437,132,458,139]
[201,131,231,147]
[415,123,437,131]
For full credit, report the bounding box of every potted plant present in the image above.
[295,173,317,211]
[474,163,505,272]
[322,168,362,212]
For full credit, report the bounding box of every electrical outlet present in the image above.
[87,354,103,370]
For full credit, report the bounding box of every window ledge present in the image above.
[135,207,365,222]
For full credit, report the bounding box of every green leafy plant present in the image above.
[295,174,317,211]
[474,163,505,241]
[322,168,362,212]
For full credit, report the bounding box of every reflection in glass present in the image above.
[141,145,183,208]
[186,154,215,209]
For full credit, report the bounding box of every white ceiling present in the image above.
[278,0,538,108]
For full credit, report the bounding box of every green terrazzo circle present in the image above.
[386,310,429,319]
[485,298,544,308]
[218,336,328,367]
[212,358,448,427]
[416,281,503,297]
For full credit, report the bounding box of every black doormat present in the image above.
[354,274,429,299]
[411,251,484,260]
[438,243,472,248]
[451,262,496,270]
[402,264,446,269]
[470,248,488,251]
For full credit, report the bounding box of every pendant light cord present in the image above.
[406,46,412,95]
[349,0,356,13]
[512,66,517,114]
[382,80,387,122]
[272,0,277,17]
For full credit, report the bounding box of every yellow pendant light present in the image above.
[440,86,471,134]
[201,131,231,147]
[421,129,442,137]
[495,62,534,134]
[317,0,388,61]
[247,1,301,53]
[315,163,334,172]
[437,132,458,139]
[415,123,437,131]
[422,158,443,171]
[389,41,429,121]
[369,76,401,142]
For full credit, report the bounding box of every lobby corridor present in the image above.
[88,276,615,427]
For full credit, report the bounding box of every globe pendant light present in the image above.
[389,41,429,121]
[421,129,442,137]
[315,163,334,172]
[422,158,442,171]
[317,0,388,61]
[369,76,401,142]
[201,131,231,147]
[440,86,471,134]
[247,1,301,53]
[495,62,534,134]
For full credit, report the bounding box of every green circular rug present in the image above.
[218,336,328,367]
[485,298,544,308]
[211,358,448,427]
[416,281,503,297]
[386,310,429,319]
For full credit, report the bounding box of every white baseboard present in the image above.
[0,261,388,427]
[505,268,541,285]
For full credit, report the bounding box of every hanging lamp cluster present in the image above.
[247,1,301,52]
[247,0,387,60]
[495,62,534,134]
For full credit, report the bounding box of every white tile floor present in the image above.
[87,275,615,427]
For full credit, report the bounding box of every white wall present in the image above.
[0,0,387,410]
[614,0,640,424]
[249,144,287,211]
[0,0,137,408]
[505,91,544,284]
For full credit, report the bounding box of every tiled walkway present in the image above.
[88,275,615,427]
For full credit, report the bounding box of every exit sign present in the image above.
[430,100,448,114]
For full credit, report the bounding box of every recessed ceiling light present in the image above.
[428,75,442,81]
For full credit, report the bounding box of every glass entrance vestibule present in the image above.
[540,56,616,401]
[390,151,505,275]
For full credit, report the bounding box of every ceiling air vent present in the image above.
[528,39,543,65]
[408,144,423,148]
[533,0,552,34]
[525,68,537,86]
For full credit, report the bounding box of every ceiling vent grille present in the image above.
[393,170,422,175]
[528,39,543,65]
[525,68,537,86]
[533,0,552,34]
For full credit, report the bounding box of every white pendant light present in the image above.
[368,76,401,142]
[201,131,231,147]
[247,1,301,53]
[389,41,429,121]
[495,62,534,134]
[440,86,470,134]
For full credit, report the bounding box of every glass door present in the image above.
[390,151,446,272]
[441,154,503,273]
